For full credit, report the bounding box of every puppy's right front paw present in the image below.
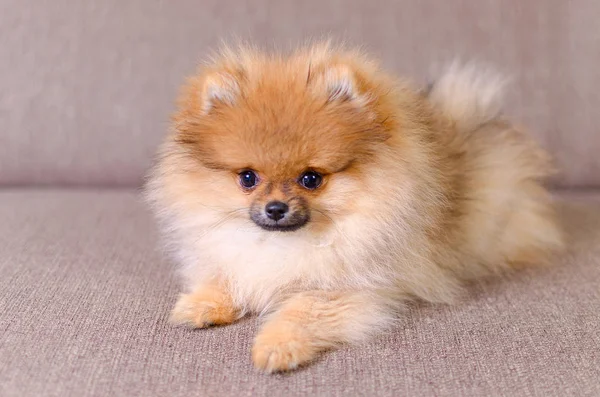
[252,321,317,373]
[169,290,237,328]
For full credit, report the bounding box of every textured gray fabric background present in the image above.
[1,190,599,397]
[1,0,599,187]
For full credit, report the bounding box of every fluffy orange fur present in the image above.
[146,42,564,373]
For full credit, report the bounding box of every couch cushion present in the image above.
[0,190,599,397]
[1,1,600,188]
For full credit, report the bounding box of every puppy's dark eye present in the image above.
[239,170,259,189]
[299,171,322,190]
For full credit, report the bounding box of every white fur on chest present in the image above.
[175,219,345,312]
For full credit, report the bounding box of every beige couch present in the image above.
[1,2,599,396]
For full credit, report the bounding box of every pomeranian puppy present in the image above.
[146,42,563,373]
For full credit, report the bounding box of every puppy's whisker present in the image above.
[191,208,249,243]
[312,209,351,243]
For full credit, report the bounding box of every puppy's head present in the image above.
[169,44,400,233]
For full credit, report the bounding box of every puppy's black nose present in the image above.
[265,201,289,221]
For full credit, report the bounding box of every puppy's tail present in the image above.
[426,62,508,133]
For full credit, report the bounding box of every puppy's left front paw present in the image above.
[252,322,317,373]
[169,289,237,329]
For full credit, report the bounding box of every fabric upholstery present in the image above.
[0,190,599,397]
[1,0,599,187]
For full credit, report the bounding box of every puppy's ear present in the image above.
[200,71,240,113]
[310,64,368,106]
